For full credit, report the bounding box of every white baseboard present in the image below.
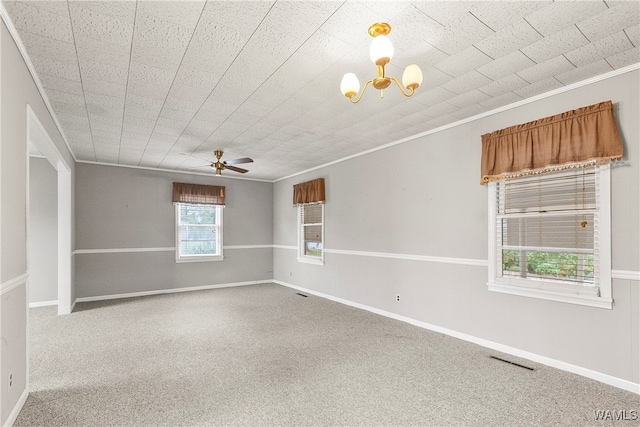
[274,280,640,395]
[28,300,57,308]
[4,388,28,426]
[75,280,273,303]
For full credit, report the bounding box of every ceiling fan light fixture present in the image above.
[201,150,252,176]
[341,22,423,104]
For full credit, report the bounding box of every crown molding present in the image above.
[0,4,77,163]
[275,64,640,183]
[3,5,637,185]
[76,160,273,183]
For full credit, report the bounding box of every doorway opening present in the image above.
[27,105,72,315]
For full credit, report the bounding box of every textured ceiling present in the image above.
[3,0,639,181]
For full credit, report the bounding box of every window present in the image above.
[487,166,612,309]
[175,203,223,262]
[297,203,324,264]
[293,177,325,265]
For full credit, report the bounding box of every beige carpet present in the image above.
[16,283,638,426]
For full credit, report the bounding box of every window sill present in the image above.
[176,255,223,263]
[297,257,324,266]
[487,282,612,309]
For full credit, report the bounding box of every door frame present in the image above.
[27,105,72,315]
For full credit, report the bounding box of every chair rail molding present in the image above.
[1,272,28,295]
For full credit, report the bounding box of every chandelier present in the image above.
[340,22,423,104]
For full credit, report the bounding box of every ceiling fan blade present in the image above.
[225,165,249,174]
[224,157,253,165]
[188,164,213,170]
[180,152,213,162]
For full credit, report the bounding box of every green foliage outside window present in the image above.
[179,204,216,224]
[180,240,217,255]
[502,250,594,283]
[179,204,219,257]
[305,242,323,257]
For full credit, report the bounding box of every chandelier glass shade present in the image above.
[340,23,423,103]
[369,34,394,65]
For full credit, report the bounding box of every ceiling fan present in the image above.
[189,150,253,176]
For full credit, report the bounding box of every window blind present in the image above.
[300,204,323,258]
[496,168,599,286]
[303,204,323,224]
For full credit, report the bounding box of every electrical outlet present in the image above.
[9,373,12,388]
[396,294,400,302]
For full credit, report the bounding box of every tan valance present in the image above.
[293,178,325,205]
[480,100,623,184]
[172,182,225,205]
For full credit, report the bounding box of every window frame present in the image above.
[487,165,612,309]
[297,202,325,265]
[175,203,224,263]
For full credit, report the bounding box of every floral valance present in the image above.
[480,100,623,184]
[172,182,225,205]
[293,178,325,205]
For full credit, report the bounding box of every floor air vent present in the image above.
[490,355,535,371]
[296,293,308,298]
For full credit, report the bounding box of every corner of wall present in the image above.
[3,389,28,427]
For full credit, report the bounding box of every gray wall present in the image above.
[74,163,273,298]
[273,70,640,385]
[28,157,58,304]
[0,20,75,425]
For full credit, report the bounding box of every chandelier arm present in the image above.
[350,79,374,104]
[390,77,415,97]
